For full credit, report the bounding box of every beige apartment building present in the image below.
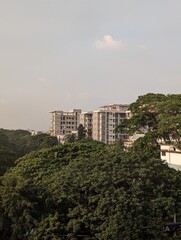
[49,109,81,142]
[92,104,130,144]
[80,112,93,138]
[49,104,130,144]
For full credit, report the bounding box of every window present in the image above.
[162,151,166,156]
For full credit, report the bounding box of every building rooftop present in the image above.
[100,104,130,108]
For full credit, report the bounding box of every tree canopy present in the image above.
[117,93,181,156]
[0,129,58,176]
[0,140,180,240]
[77,124,86,140]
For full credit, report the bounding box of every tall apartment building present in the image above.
[49,104,130,144]
[92,104,130,144]
[49,109,81,142]
[80,112,93,138]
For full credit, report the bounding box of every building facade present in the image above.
[80,112,93,138]
[160,144,181,170]
[49,104,130,144]
[92,104,130,144]
[49,109,81,142]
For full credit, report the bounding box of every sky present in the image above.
[1,0,181,131]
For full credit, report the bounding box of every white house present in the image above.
[160,145,181,170]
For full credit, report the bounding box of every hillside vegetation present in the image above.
[0,140,180,240]
[0,129,58,176]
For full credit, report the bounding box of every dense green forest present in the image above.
[0,140,181,239]
[0,93,181,239]
[0,129,58,176]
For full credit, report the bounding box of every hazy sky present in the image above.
[1,0,181,131]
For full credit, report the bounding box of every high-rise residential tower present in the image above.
[92,104,130,144]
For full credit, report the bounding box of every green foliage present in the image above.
[29,213,62,240]
[0,129,31,157]
[0,129,58,176]
[64,133,77,144]
[129,132,160,158]
[0,141,180,239]
[117,93,181,157]
[77,124,86,140]
[157,94,181,143]
[0,132,9,147]
[27,133,58,152]
[128,93,166,133]
[0,147,16,176]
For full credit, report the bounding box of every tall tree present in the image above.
[77,124,86,140]
[117,93,181,149]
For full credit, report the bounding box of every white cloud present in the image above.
[95,35,127,49]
